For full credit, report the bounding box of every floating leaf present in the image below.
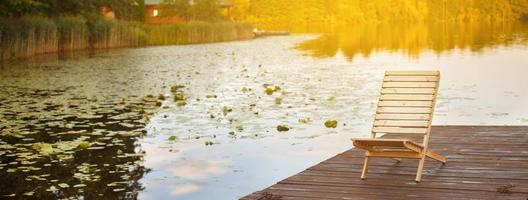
[277,125,290,132]
[264,87,274,95]
[275,97,282,104]
[222,106,232,115]
[298,118,312,124]
[78,141,91,149]
[73,184,87,188]
[23,191,34,196]
[46,186,59,192]
[32,143,54,155]
[170,85,185,93]
[241,87,250,93]
[168,136,178,141]
[324,120,338,128]
[176,101,187,107]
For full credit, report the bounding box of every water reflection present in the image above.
[296,22,528,60]
[0,82,158,198]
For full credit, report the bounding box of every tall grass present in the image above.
[55,16,89,52]
[146,22,254,45]
[0,17,58,61]
[0,17,253,61]
[87,18,147,49]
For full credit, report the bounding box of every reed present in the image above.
[87,18,147,49]
[146,21,254,45]
[0,17,58,61]
[0,17,254,61]
[55,16,89,52]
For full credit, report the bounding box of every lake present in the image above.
[1,21,528,199]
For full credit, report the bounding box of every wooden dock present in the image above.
[241,126,528,200]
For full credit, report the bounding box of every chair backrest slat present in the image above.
[372,71,440,136]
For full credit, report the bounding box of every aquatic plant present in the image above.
[146,21,253,45]
[324,120,338,128]
[276,125,290,132]
[0,16,58,61]
[0,17,252,61]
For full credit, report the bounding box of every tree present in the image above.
[160,0,222,21]
[160,0,192,20]
[191,0,222,21]
[0,0,145,21]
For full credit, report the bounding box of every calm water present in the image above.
[1,22,528,199]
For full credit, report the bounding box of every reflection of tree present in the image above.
[0,87,154,199]
[296,22,528,61]
[297,34,339,58]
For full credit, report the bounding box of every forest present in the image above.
[229,0,528,26]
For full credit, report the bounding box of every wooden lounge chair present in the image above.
[352,70,446,182]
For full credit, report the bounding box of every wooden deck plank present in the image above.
[241,126,528,200]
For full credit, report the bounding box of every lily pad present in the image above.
[168,135,178,141]
[170,85,185,92]
[23,191,34,196]
[277,125,290,132]
[298,118,312,124]
[32,143,54,155]
[176,101,187,107]
[265,87,274,95]
[275,97,282,105]
[222,106,232,115]
[73,184,87,188]
[324,120,338,128]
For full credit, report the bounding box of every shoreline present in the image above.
[0,36,260,65]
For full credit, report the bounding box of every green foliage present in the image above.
[146,21,253,45]
[160,0,192,19]
[160,0,222,22]
[192,0,222,21]
[0,0,48,17]
[0,16,58,60]
[0,16,252,61]
[0,0,145,21]
[0,16,148,61]
[54,16,89,51]
[104,0,145,21]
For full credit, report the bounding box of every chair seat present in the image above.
[352,138,424,153]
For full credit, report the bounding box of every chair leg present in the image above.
[426,150,447,164]
[361,156,370,180]
[415,157,425,182]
